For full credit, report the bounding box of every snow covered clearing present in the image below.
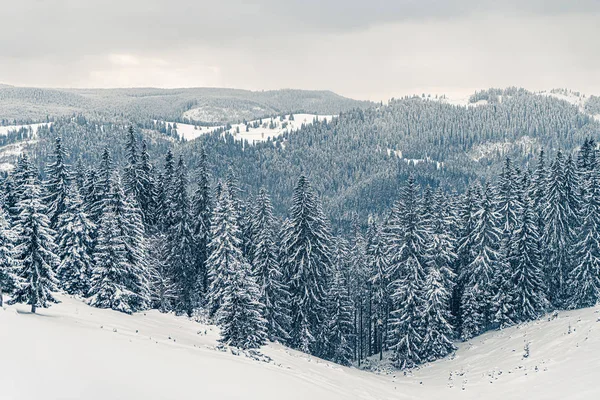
[468,136,537,162]
[162,114,335,143]
[0,122,51,136]
[2,294,599,400]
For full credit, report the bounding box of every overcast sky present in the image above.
[1,0,599,100]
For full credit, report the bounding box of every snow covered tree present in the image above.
[280,176,333,355]
[216,260,267,349]
[56,188,95,296]
[10,176,60,313]
[44,136,71,229]
[386,175,428,369]
[148,233,177,312]
[168,156,196,315]
[543,151,577,307]
[367,221,389,360]
[509,191,549,321]
[460,184,502,339]
[158,150,175,231]
[0,205,18,307]
[137,139,157,226]
[325,264,354,366]
[207,182,245,316]
[421,263,456,361]
[89,209,138,313]
[250,188,291,342]
[567,167,600,309]
[191,147,212,294]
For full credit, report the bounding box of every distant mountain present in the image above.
[0,86,372,124]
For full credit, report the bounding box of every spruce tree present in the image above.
[168,157,196,315]
[367,221,389,360]
[568,167,600,308]
[0,205,18,307]
[56,188,95,296]
[387,175,428,369]
[509,191,549,321]
[10,176,60,313]
[148,233,177,312]
[460,184,501,339]
[250,188,291,341]
[281,175,333,355]
[216,260,267,350]
[44,136,71,229]
[191,148,212,294]
[207,182,245,316]
[325,264,354,366]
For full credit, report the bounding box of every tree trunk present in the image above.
[31,303,36,314]
[0,287,3,307]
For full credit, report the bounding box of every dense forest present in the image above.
[2,126,600,369]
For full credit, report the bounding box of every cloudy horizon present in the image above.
[1,0,599,101]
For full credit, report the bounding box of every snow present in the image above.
[161,114,335,144]
[469,136,537,162]
[2,294,599,399]
[0,122,51,137]
[386,148,444,170]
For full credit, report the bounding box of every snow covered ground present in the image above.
[2,294,599,400]
[0,122,51,136]
[162,114,334,143]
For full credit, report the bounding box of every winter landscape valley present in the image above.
[2,1,600,399]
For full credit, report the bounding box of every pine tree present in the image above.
[168,157,196,315]
[89,209,139,314]
[567,167,600,309]
[216,260,267,349]
[158,150,175,231]
[123,126,144,209]
[10,176,60,313]
[207,182,245,316]
[509,191,549,321]
[44,136,71,229]
[543,151,577,306]
[137,139,157,226]
[280,176,333,355]
[250,188,291,341]
[0,205,19,307]
[367,221,389,360]
[421,264,456,361]
[56,188,95,296]
[148,233,177,312]
[387,175,428,369]
[460,184,501,339]
[325,264,354,366]
[191,148,212,294]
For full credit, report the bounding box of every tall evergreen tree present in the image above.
[250,188,291,341]
[168,157,196,315]
[216,260,267,350]
[191,148,212,294]
[0,205,18,307]
[281,176,333,355]
[10,176,60,313]
[207,182,245,316]
[44,136,71,229]
[325,264,354,366]
[56,188,95,296]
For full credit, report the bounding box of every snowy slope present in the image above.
[0,122,51,136]
[162,114,334,143]
[2,295,599,400]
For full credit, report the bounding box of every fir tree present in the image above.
[216,260,267,349]
[0,205,18,307]
[191,148,212,294]
[280,176,333,355]
[168,157,196,315]
[10,176,60,313]
[250,188,291,341]
[568,167,600,308]
[460,184,501,339]
[207,182,245,316]
[44,136,71,229]
[56,188,95,296]
[509,191,549,321]
[325,264,354,366]
[148,233,177,313]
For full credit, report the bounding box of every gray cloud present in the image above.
[0,1,598,99]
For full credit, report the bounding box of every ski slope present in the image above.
[1,295,599,399]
